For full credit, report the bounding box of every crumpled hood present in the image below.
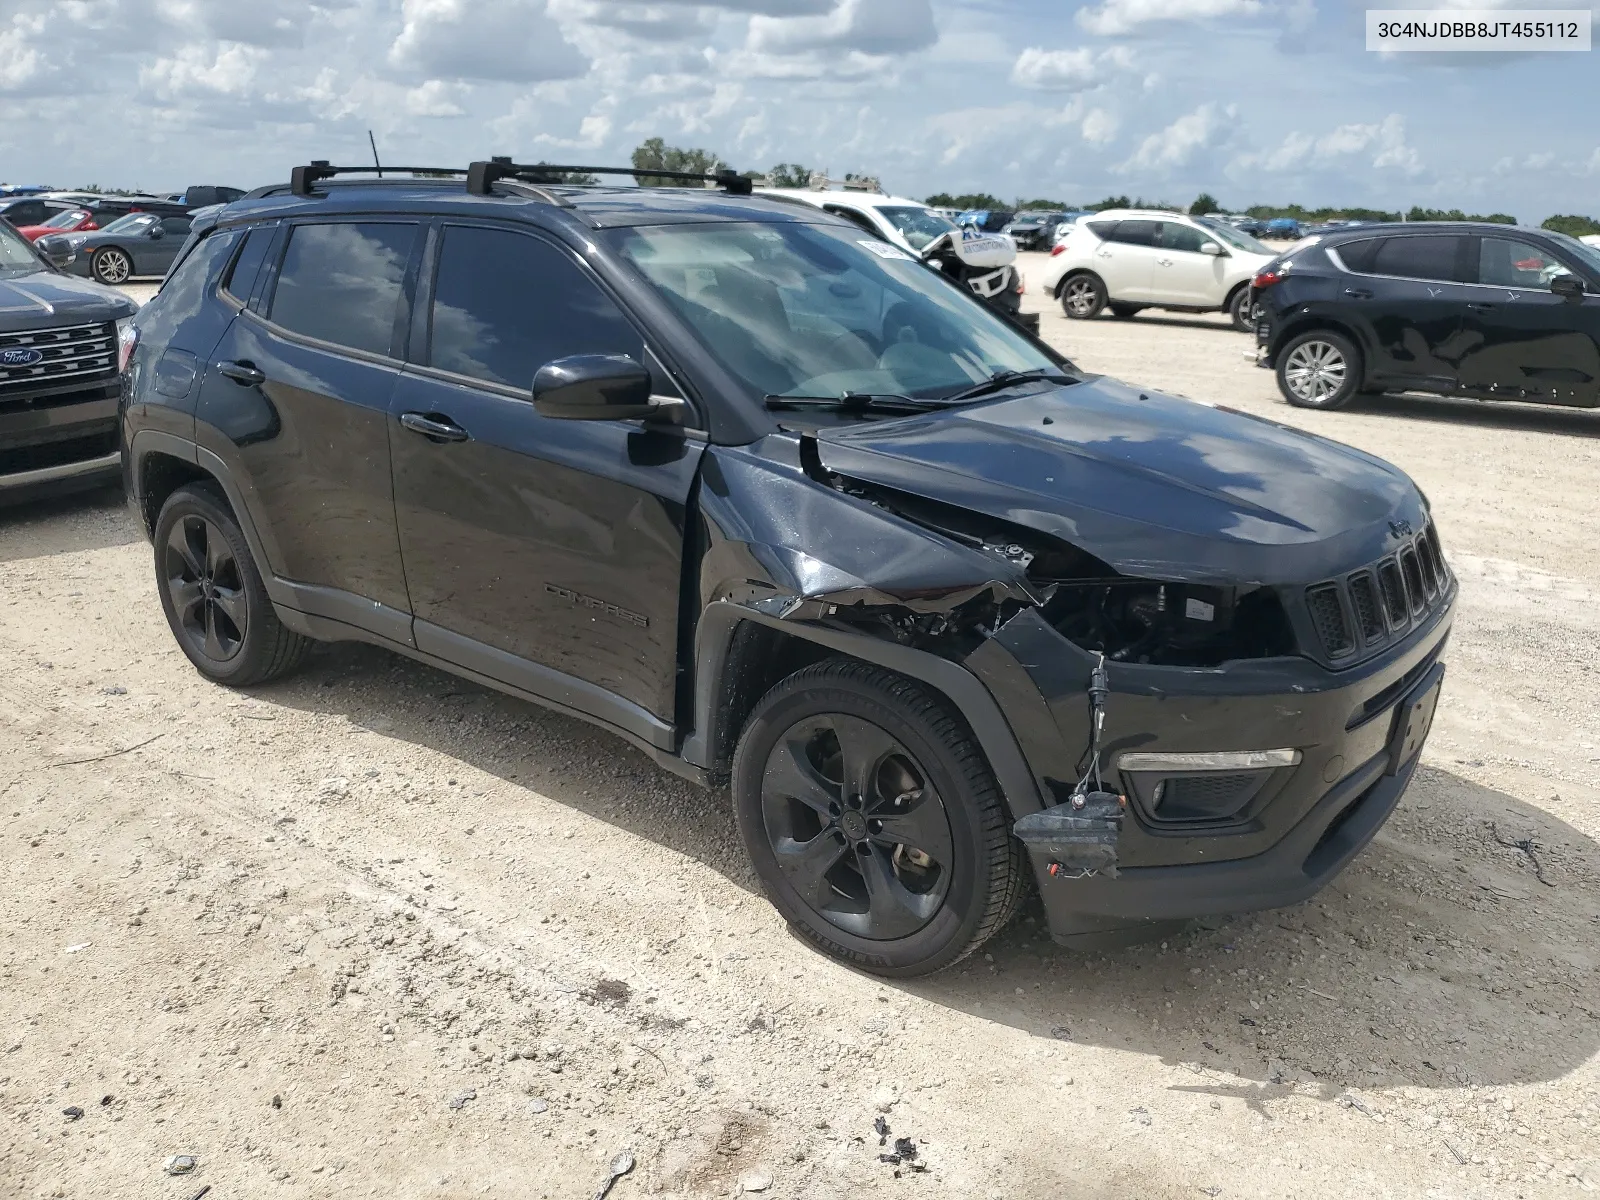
[813,377,1427,586]
[0,270,136,331]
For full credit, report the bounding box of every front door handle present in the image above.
[1467,301,1496,312]
[1343,288,1373,300]
[1156,257,1173,266]
[217,360,265,386]
[399,411,470,443]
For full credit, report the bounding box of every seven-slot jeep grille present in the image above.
[1301,520,1450,664]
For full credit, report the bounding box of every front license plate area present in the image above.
[1386,663,1445,776]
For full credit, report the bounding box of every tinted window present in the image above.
[1334,237,1382,273]
[1369,235,1464,282]
[1477,237,1572,291]
[429,226,642,389]
[1112,220,1158,247]
[222,226,272,304]
[1157,222,1210,253]
[1085,220,1118,241]
[160,216,192,236]
[144,229,240,327]
[268,222,416,356]
[2,201,44,225]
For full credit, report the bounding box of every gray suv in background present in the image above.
[0,221,136,499]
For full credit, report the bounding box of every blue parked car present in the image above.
[1264,217,1302,240]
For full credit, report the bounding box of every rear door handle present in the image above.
[217,360,265,386]
[399,411,470,443]
[1156,257,1173,266]
[1467,301,1496,312]
[1343,288,1373,300]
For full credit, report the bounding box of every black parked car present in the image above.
[0,222,136,498]
[121,162,1454,975]
[1001,211,1065,250]
[1253,222,1600,410]
[0,195,81,229]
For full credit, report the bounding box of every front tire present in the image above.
[92,247,132,285]
[1059,273,1106,320]
[1276,330,1362,410]
[154,483,311,686]
[733,659,1025,977]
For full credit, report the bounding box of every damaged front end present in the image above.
[695,377,1454,941]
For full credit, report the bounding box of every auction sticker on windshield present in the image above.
[1366,9,1590,50]
[857,240,914,261]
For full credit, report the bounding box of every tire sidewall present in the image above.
[1228,287,1251,331]
[1276,330,1361,410]
[1060,273,1105,320]
[153,485,276,685]
[733,677,992,976]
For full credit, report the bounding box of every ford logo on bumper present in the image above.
[1,347,44,367]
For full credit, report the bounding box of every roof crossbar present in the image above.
[289,161,466,196]
[465,157,753,197]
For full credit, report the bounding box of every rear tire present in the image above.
[1060,274,1106,320]
[733,659,1026,977]
[1227,287,1252,332]
[92,247,132,285]
[1108,303,1142,319]
[154,483,312,686]
[1276,330,1362,410]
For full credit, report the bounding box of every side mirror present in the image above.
[147,225,164,240]
[34,234,76,269]
[1551,274,1585,302]
[533,354,680,422]
[1200,242,1225,256]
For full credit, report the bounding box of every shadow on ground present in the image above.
[264,640,1600,1096]
[1351,392,1600,439]
[0,485,139,563]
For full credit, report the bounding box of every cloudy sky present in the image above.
[2,0,1597,221]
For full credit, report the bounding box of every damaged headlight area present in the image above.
[826,477,1298,668]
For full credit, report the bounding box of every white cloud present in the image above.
[1077,0,1263,36]
[404,80,464,117]
[748,0,936,55]
[1230,113,1423,176]
[140,41,267,98]
[1120,102,1224,172]
[389,0,587,83]
[1081,107,1119,145]
[1012,47,1093,90]
[0,16,45,90]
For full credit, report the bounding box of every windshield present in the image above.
[1206,222,1272,255]
[612,221,1060,403]
[876,206,957,251]
[0,222,40,272]
[42,209,88,230]
[99,213,155,235]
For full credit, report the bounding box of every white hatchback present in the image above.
[1040,210,1275,331]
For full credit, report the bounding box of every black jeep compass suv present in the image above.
[120,162,1455,975]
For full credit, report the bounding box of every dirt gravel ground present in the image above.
[2,264,1597,1199]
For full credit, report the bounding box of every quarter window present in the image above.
[1333,237,1382,273]
[267,222,417,357]
[160,217,193,237]
[428,225,642,390]
[1084,220,1118,241]
[222,226,272,305]
[1369,235,1465,283]
[1477,237,1571,291]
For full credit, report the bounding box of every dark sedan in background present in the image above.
[64,212,193,284]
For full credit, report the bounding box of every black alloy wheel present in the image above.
[759,713,954,940]
[153,483,312,686]
[734,659,1025,976]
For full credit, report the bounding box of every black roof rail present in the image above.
[289,161,467,196]
[465,157,753,196]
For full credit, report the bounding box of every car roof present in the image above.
[1315,221,1551,242]
[218,178,843,233]
[755,188,925,212]
[1080,209,1191,222]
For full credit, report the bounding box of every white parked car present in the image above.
[1040,210,1276,331]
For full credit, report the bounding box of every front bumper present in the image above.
[0,378,122,497]
[968,594,1453,942]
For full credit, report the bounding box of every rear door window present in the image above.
[428,225,642,390]
[1369,235,1466,283]
[161,217,192,237]
[267,222,418,357]
[1476,237,1572,290]
[1111,220,1159,247]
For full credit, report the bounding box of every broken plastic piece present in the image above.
[164,1154,198,1175]
[1013,791,1125,879]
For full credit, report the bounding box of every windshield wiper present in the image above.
[940,367,1075,404]
[764,392,949,414]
